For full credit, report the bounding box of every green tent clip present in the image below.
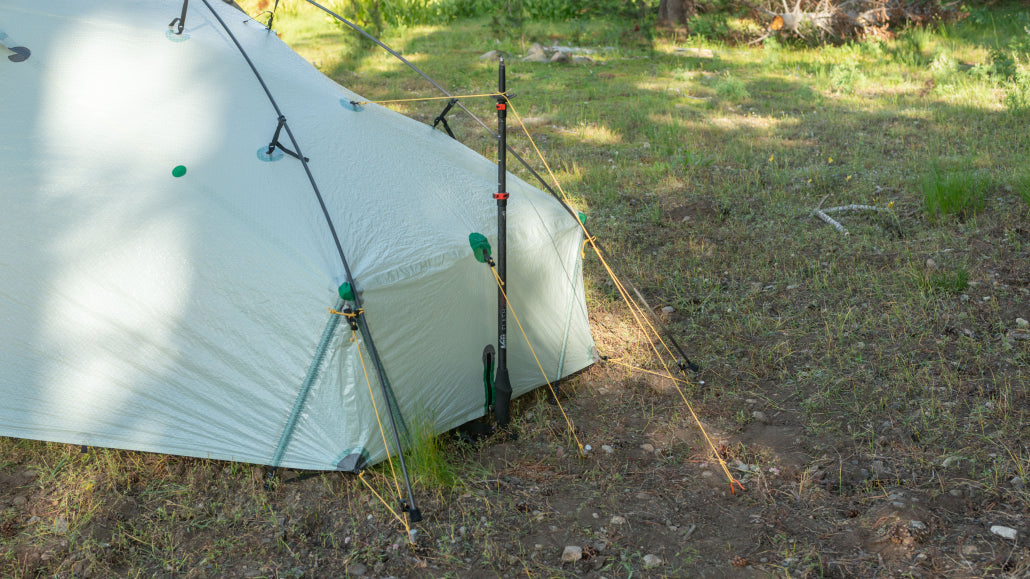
[468,232,491,263]
[578,211,587,225]
[338,282,355,301]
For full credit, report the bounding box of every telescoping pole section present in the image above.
[492,59,512,426]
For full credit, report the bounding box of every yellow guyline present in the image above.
[489,266,586,456]
[350,93,501,106]
[330,308,415,542]
[501,97,744,494]
[359,91,743,493]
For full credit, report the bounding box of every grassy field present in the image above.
[3,1,1030,577]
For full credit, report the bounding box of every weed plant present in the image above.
[921,166,988,219]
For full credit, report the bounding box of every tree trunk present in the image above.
[658,0,696,27]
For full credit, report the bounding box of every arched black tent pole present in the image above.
[198,0,422,523]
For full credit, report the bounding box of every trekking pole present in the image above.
[492,58,512,427]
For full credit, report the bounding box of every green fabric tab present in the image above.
[338,282,354,301]
[468,232,491,263]
[577,211,587,225]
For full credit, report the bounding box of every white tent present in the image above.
[0,0,595,472]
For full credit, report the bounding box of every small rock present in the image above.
[12,496,27,506]
[925,258,937,269]
[602,445,614,454]
[27,515,40,525]
[523,43,548,63]
[661,306,675,314]
[1016,317,1029,328]
[640,443,655,453]
[571,55,596,65]
[909,520,927,530]
[990,525,1018,540]
[53,516,69,535]
[643,554,663,568]
[1007,329,1030,341]
[610,515,627,525]
[562,545,583,563]
[751,411,769,424]
[700,470,715,478]
[1011,476,1025,490]
[479,50,501,61]
[347,562,367,576]
[550,51,570,63]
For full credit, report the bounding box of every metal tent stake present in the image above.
[492,59,512,427]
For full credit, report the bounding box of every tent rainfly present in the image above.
[0,0,596,475]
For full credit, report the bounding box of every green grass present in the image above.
[4,2,1030,577]
[921,166,989,219]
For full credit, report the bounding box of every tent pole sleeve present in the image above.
[269,299,345,468]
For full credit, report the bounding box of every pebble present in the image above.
[53,516,69,535]
[926,258,937,269]
[610,515,627,525]
[562,545,583,563]
[661,306,675,314]
[640,443,655,453]
[1017,318,1029,328]
[990,525,1018,540]
[12,496,27,506]
[602,445,614,454]
[751,411,769,424]
[909,520,927,530]
[643,554,663,568]
[347,563,367,577]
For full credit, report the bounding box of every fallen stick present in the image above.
[821,204,887,214]
[811,208,849,236]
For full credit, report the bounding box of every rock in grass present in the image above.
[990,525,1018,540]
[1016,317,1028,328]
[562,545,583,563]
[523,43,548,63]
[643,554,663,568]
[53,516,69,535]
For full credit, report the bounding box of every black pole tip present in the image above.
[407,507,423,523]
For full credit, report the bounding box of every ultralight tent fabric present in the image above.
[0,0,596,470]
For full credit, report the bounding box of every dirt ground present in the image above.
[2,352,1028,578]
